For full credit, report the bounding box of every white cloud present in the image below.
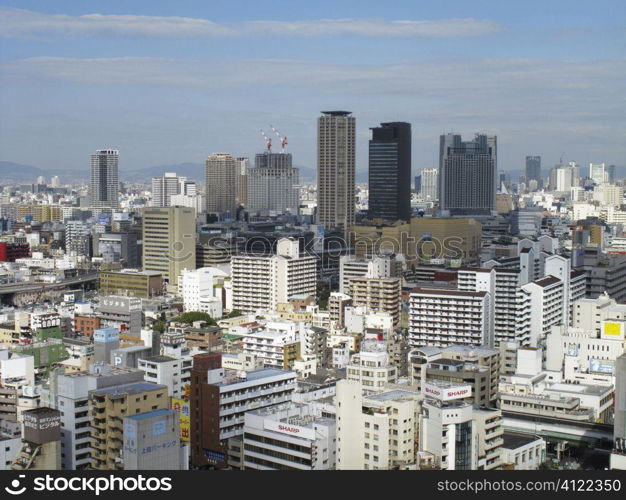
[0,7,501,40]
[241,18,502,38]
[2,56,625,169]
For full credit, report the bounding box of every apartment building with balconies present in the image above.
[232,238,316,313]
[57,364,144,470]
[190,353,296,469]
[349,276,401,327]
[89,381,169,470]
[408,288,492,348]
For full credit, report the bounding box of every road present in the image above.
[0,273,99,295]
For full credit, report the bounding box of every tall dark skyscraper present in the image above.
[368,122,411,221]
[525,156,542,188]
[90,149,119,209]
[608,164,616,184]
[438,133,497,216]
[414,175,421,194]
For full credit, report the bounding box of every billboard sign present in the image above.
[423,382,472,402]
[171,398,190,443]
[264,419,315,440]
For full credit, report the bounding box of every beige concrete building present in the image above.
[317,111,356,233]
[89,382,169,470]
[142,206,196,287]
[99,269,163,298]
[349,277,401,327]
[336,380,421,470]
[351,217,482,265]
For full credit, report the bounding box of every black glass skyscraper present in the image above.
[525,156,542,188]
[368,122,411,221]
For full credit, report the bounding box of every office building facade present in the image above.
[205,153,238,217]
[525,156,542,188]
[438,134,497,216]
[368,122,411,221]
[90,149,119,209]
[247,152,299,215]
[142,207,196,287]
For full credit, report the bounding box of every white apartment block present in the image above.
[419,168,438,202]
[179,267,228,316]
[544,254,586,326]
[206,368,297,442]
[346,341,398,390]
[242,321,301,369]
[474,407,504,470]
[339,255,393,295]
[231,238,317,313]
[152,172,186,208]
[546,320,626,386]
[169,193,205,213]
[408,288,493,348]
[138,355,192,398]
[600,206,626,225]
[593,184,623,207]
[243,402,335,470]
[520,273,568,347]
[501,433,546,470]
[458,267,531,347]
[572,294,626,332]
[419,385,478,470]
[336,380,421,470]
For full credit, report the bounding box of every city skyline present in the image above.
[1,1,625,176]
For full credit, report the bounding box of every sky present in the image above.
[0,1,625,179]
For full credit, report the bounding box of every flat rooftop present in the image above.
[91,381,166,396]
[125,408,175,421]
[368,389,420,402]
[216,367,295,387]
[112,345,152,353]
[140,355,177,363]
[61,365,138,378]
[502,432,543,450]
[543,383,612,397]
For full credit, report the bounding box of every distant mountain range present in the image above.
[0,161,51,183]
[1,160,623,185]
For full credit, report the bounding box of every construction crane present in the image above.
[270,125,288,153]
[260,129,272,152]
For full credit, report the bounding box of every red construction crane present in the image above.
[260,129,272,152]
[270,125,288,153]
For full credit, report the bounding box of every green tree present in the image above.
[225,309,244,318]
[171,311,217,326]
[317,281,331,310]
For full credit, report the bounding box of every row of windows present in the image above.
[244,444,312,467]
[243,433,309,454]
